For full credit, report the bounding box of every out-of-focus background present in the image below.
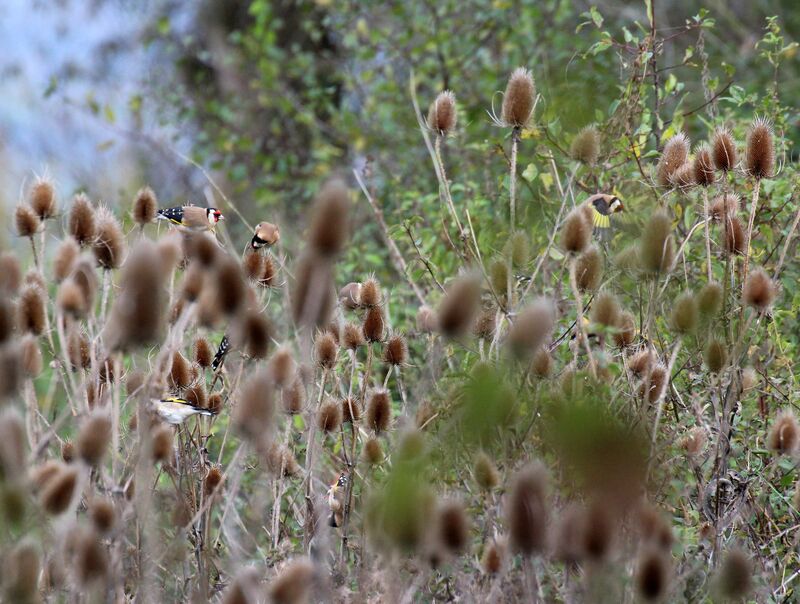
[1,0,797,247]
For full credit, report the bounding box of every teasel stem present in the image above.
[303,368,329,552]
[702,188,713,281]
[272,417,294,548]
[741,179,761,300]
[28,235,40,271]
[100,269,111,323]
[648,340,683,476]
[509,126,520,229]
[433,135,468,256]
[568,257,596,377]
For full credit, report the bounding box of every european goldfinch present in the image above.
[157,206,224,230]
[152,397,216,425]
[251,222,280,249]
[211,335,230,371]
[327,472,348,528]
[584,193,624,234]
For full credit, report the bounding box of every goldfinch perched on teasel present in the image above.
[211,335,230,371]
[152,397,216,425]
[156,206,224,230]
[251,222,280,249]
[327,471,348,528]
[583,193,623,235]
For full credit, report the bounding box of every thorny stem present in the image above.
[702,188,713,281]
[568,257,596,377]
[303,368,328,551]
[509,127,520,230]
[741,178,761,293]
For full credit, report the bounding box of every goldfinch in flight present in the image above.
[251,222,280,249]
[157,206,224,230]
[584,193,623,235]
[152,397,216,425]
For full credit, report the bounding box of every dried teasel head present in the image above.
[473,451,500,491]
[575,245,603,292]
[15,205,40,238]
[715,548,753,600]
[640,210,674,274]
[768,410,799,455]
[507,462,549,555]
[132,186,157,226]
[613,310,636,348]
[92,207,125,270]
[29,177,57,219]
[709,193,740,223]
[561,208,591,254]
[723,215,745,256]
[427,90,457,136]
[232,368,274,444]
[3,539,41,601]
[0,252,22,294]
[268,347,296,388]
[363,306,385,343]
[383,333,408,366]
[745,116,775,180]
[656,132,689,187]
[679,426,707,457]
[742,267,776,310]
[507,298,555,359]
[317,398,343,433]
[473,308,497,341]
[17,284,46,336]
[570,124,600,165]
[437,500,470,554]
[590,291,620,329]
[77,412,112,466]
[693,144,716,186]
[437,275,481,338]
[314,331,338,370]
[704,339,728,373]
[53,237,80,282]
[309,178,351,257]
[416,305,438,334]
[712,127,737,172]
[670,292,699,335]
[501,67,535,128]
[635,547,671,602]
[268,557,315,604]
[669,162,695,190]
[342,322,365,350]
[68,193,96,246]
[366,389,392,433]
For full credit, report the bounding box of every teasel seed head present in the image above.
[507,298,555,359]
[709,193,740,223]
[693,144,716,186]
[637,504,673,551]
[17,284,46,336]
[576,245,603,292]
[132,186,157,225]
[0,343,23,400]
[15,205,40,238]
[233,368,275,444]
[77,412,111,466]
[3,539,40,602]
[723,215,746,256]
[438,500,469,554]
[501,67,535,128]
[507,462,548,555]
[636,547,671,601]
[474,451,499,490]
[745,116,775,179]
[0,408,26,481]
[529,347,553,378]
[481,539,506,575]
[39,465,78,515]
[92,207,125,270]
[268,347,296,388]
[89,497,116,534]
[29,177,57,219]
[203,466,224,498]
[571,124,601,165]
[280,377,304,414]
[697,281,723,321]
[340,397,361,424]
[167,351,191,391]
[194,337,213,368]
[318,398,343,433]
[68,329,90,370]
[712,127,737,172]
[71,525,108,586]
[438,275,482,338]
[743,267,776,310]
[363,306,385,343]
[644,364,668,404]
[640,210,674,274]
[68,193,96,246]
[561,208,591,254]
[309,178,351,257]
[61,441,75,463]
[266,443,300,477]
[208,392,224,415]
[704,339,728,373]
[0,252,22,294]
[314,332,338,370]
[259,255,277,287]
[360,437,382,469]
[656,132,689,187]
[214,255,247,317]
[742,366,758,391]
[366,389,392,433]
[149,423,173,464]
[670,291,699,335]
[416,305,438,333]
[342,321,364,351]
[359,277,381,308]
[473,308,497,341]
[54,237,80,282]
[669,162,695,190]
[291,251,334,328]
[184,232,218,267]
[268,557,315,604]
[679,426,707,457]
[768,410,799,455]
[383,333,407,366]
[590,291,620,328]
[613,310,636,348]
[488,258,510,301]
[236,311,271,360]
[716,548,752,600]
[20,335,42,377]
[427,90,457,135]
[243,251,264,281]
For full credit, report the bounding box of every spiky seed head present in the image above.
[309,179,350,257]
[208,392,224,415]
[184,232,218,267]
[341,397,361,423]
[501,67,535,128]
[697,281,723,321]
[4,539,40,601]
[236,311,271,360]
[590,291,620,328]
[89,497,116,534]
[194,337,213,368]
[669,162,695,190]
[507,462,548,555]
[742,366,758,391]
[0,343,22,400]
[576,245,603,292]
[743,267,776,310]
[636,547,671,601]
[233,368,275,443]
[67,330,90,370]
[531,347,553,378]
[438,276,482,338]
[260,255,277,287]
[61,441,75,463]
[416,400,436,429]
[214,255,247,317]
[151,424,173,464]
[77,412,111,466]
[746,116,775,179]
[71,526,108,586]
[185,385,207,410]
[359,277,381,308]
[366,389,392,433]
[29,177,56,219]
[716,548,752,600]
[488,258,510,299]
[168,351,191,391]
[712,128,737,172]
[18,284,46,336]
[203,466,224,497]
[613,310,636,348]
[24,269,45,290]
[768,410,799,455]
[342,322,364,350]
[417,305,438,333]
[39,466,78,515]
[20,335,42,377]
[709,193,740,222]
[571,124,600,165]
[53,238,79,283]
[670,292,699,335]
[290,251,334,328]
[474,451,499,490]
[363,436,383,464]
[383,334,407,366]
[704,339,727,373]
[132,186,157,225]
[72,257,98,310]
[317,398,343,433]
[266,443,300,477]
[268,557,315,604]
[679,426,707,457]
[553,503,588,564]
[427,90,457,135]
[507,298,555,359]
[473,309,497,340]
[269,348,296,388]
[0,409,26,481]
[93,208,125,269]
[221,566,261,604]
[438,500,469,553]
[640,210,674,274]
[561,208,591,254]
[644,365,668,404]
[693,144,716,186]
[281,378,305,414]
[724,215,746,256]
[15,205,40,237]
[509,230,531,267]
[68,193,96,246]
[481,539,506,574]
[0,253,22,294]
[656,132,690,187]
[363,306,385,343]
[243,251,264,281]
[315,332,338,369]
[583,500,615,560]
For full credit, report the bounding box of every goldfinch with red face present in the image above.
[157,206,224,230]
[584,194,624,238]
[251,222,280,249]
[152,397,216,425]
